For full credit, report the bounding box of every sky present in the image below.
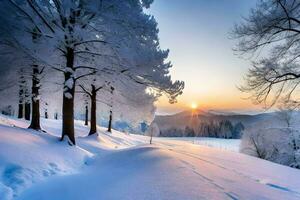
[147,0,262,115]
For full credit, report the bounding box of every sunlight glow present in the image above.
[191,102,198,109]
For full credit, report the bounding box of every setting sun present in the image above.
[191,102,198,109]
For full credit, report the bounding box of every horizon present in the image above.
[155,107,272,117]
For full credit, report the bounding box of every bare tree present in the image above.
[242,131,279,160]
[232,0,300,107]
[248,132,268,159]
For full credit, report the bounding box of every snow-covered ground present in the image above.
[158,137,241,152]
[0,115,300,200]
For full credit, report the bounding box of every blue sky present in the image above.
[148,0,261,114]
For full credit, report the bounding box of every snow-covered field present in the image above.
[158,137,241,152]
[0,115,300,200]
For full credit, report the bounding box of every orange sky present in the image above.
[156,94,262,115]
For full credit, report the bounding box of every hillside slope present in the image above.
[0,115,299,200]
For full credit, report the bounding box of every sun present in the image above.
[190,102,198,110]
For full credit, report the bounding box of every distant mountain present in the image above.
[153,109,283,138]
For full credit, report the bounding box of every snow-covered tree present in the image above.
[17,69,26,119]
[0,0,184,145]
[24,83,31,121]
[241,127,300,168]
[83,96,89,126]
[147,122,160,144]
[232,122,245,139]
[107,84,114,133]
[78,77,107,135]
[0,7,49,130]
[277,99,298,128]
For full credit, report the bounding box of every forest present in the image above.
[159,120,245,139]
[0,0,184,145]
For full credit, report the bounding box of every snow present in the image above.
[64,78,74,90]
[192,137,240,152]
[0,115,300,200]
[157,137,241,152]
[64,92,73,99]
[65,68,75,74]
[0,123,91,199]
[32,95,40,102]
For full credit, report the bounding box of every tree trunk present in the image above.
[108,110,112,133]
[89,85,97,135]
[24,85,30,120]
[61,47,76,145]
[107,86,114,133]
[18,103,23,119]
[29,65,41,130]
[84,105,88,126]
[18,69,26,119]
[18,85,24,119]
[24,102,31,120]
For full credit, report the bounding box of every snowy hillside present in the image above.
[0,115,300,200]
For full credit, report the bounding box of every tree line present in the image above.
[159,120,245,139]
